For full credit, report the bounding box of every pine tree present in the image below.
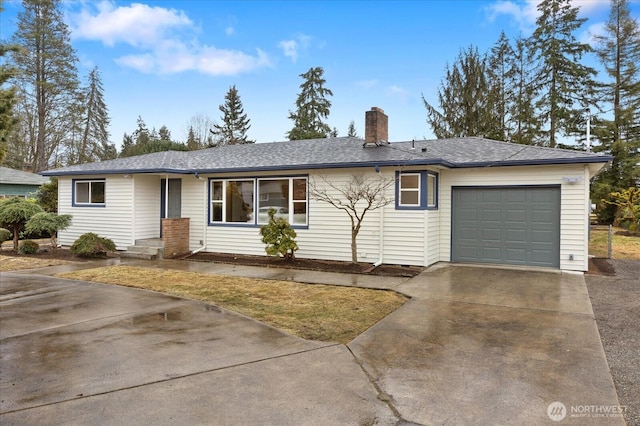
[133,116,150,146]
[78,67,110,164]
[211,85,253,145]
[423,46,498,138]
[10,0,81,171]
[287,67,333,140]
[347,120,358,137]
[0,22,19,164]
[486,31,515,141]
[186,126,200,150]
[530,0,598,147]
[509,37,543,145]
[158,125,171,142]
[591,0,640,223]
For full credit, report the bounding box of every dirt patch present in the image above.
[0,247,115,271]
[587,257,616,276]
[186,252,424,278]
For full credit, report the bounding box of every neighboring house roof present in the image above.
[41,137,613,176]
[0,166,50,185]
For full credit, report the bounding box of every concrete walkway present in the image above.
[0,259,624,425]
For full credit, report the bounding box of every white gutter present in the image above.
[164,174,169,219]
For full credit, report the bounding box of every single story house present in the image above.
[0,166,49,199]
[42,107,612,272]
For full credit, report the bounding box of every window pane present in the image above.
[76,182,90,203]
[427,175,436,206]
[211,181,223,200]
[292,201,307,225]
[401,190,419,205]
[401,174,419,189]
[211,202,223,222]
[258,179,288,223]
[91,182,105,203]
[226,180,254,222]
[292,178,307,200]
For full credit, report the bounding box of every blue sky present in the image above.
[1,0,638,148]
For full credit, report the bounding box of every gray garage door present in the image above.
[452,186,560,268]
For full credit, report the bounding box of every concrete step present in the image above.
[123,244,164,260]
[134,238,164,248]
[120,251,158,260]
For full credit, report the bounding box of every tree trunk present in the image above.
[13,224,20,251]
[351,228,358,263]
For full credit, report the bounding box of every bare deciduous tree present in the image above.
[310,174,395,263]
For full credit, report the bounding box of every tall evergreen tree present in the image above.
[509,37,543,145]
[158,125,171,142]
[0,2,19,165]
[487,31,516,141]
[347,120,358,137]
[530,0,597,148]
[287,67,333,140]
[423,46,498,138]
[10,0,81,171]
[591,0,640,223]
[211,85,253,145]
[78,67,110,164]
[186,126,200,150]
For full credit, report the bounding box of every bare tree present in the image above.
[310,174,395,263]
[184,113,217,148]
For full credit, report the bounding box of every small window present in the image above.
[73,179,105,206]
[396,171,438,210]
[427,173,437,208]
[399,173,421,207]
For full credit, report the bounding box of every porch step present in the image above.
[134,238,164,248]
[122,241,164,260]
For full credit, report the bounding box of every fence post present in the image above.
[608,224,613,259]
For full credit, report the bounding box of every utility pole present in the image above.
[586,108,591,153]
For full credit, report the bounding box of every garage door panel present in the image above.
[452,187,560,268]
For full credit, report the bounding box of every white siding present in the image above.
[182,177,207,251]
[133,175,161,241]
[438,164,590,271]
[58,175,134,250]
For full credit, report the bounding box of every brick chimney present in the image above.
[365,107,388,145]
[22,163,34,173]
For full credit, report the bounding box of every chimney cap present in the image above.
[370,106,384,113]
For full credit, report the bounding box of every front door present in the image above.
[160,179,182,235]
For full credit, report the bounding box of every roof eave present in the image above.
[40,156,612,176]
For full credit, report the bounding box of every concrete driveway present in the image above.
[0,262,623,425]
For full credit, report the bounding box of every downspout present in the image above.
[191,173,207,254]
[374,169,385,267]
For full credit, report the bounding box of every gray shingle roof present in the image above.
[1,166,50,185]
[41,137,612,176]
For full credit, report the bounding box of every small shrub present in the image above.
[18,240,39,254]
[70,232,116,258]
[0,227,11,249]
[259,208,298,259]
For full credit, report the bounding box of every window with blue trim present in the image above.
[396,171,438,210]
[209,176,308,225]
[73,179,105,206]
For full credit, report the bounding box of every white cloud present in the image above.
[386,85,410,102]
[225,26,235,36]
[70,1,193,47]
[69,1,271,76]
[581,22,606,45]
[484,0,609,33]
[356,79,379,89]
[279,40,299,62]
[278,34,311,62]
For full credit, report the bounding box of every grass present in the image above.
[0,255,76,271]
[56,265,408,344]
[589,226,640,260]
